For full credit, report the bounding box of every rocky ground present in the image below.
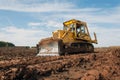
[0,47,120,80]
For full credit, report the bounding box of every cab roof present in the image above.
[63,19,86,27]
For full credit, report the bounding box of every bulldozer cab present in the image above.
[76,24,87,38]
[63,19,90,39]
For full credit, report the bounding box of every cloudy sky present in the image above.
[0,0,120,47]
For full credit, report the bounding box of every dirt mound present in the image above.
[0,47,120,80]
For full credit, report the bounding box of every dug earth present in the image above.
[0,47,120,80]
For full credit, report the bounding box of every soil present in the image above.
[0,47,120,80]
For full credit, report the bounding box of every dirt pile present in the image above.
[0,47,120,80]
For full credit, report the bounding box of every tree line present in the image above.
[0,41,15,47]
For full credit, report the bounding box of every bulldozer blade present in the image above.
[36,41,60,56]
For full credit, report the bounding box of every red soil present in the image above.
[0,47,120,80]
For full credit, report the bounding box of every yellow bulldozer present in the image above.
[37,19,97,56]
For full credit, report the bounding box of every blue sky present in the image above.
[0,0,120,47]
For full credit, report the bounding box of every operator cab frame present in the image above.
[63,19,90,39]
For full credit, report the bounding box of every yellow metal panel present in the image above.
[63,19,76,26]
[52,19,97,44]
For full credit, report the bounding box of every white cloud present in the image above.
[0,0,102,13]
[28,21,63,29]
[45,20,62,28]
[55,8,120,24]
[28,22,41,26]
[0,26,50,46]
[88,26,120,47]
[0,0,74,12]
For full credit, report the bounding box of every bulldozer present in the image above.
[37,19,97,56]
